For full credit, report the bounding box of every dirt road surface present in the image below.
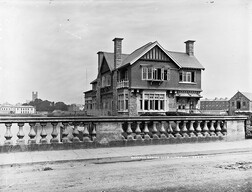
[1,151,252,192]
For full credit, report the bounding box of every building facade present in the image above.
[199,98,229,115]
[84,38,204,116]
[0,103,36,114]
[229,92,252,115]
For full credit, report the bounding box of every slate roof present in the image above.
[103,52,129,71]
[241,92,252,101]
[90,79,97,84]
[165,51,204,70]
[121,42,154,67]
[101,41,204,71]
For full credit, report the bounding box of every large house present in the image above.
[84,38,204,116]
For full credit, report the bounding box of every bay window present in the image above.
[142,93,165,111]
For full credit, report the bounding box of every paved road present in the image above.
[1,150,252,192]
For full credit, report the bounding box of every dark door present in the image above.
[236,101,241,109]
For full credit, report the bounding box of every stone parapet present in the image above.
[0,116,248,153]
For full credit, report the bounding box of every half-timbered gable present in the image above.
[140,45,170,62]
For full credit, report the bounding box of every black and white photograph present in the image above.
[0,0,251,191]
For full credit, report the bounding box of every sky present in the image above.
[0,0,251,104]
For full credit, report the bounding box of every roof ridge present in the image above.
[167,50,186,54]
[126,42,153,56]
[103,51,129,56]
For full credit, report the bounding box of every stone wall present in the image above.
[0,116,248,153]
[129,92,138,116]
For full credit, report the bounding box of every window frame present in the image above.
[179,71,196,83]
[118,93,129,112]
[141,91,166,112]
[142,66,170,81]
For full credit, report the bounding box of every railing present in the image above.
[0,116,248,153]
[0,117,97,145]
[117,80,129,89]
[100,86,112,94]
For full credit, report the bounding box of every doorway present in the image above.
[236,101,241,109]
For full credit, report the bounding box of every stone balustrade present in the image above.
[0,116,248,153]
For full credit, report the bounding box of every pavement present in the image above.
[1,140,252,167]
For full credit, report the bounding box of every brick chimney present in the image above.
[113,38,123,69]
[97,51,103,73]
[184,40,195,56]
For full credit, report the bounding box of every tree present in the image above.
[24,98,68,112]
[55,102,68,111]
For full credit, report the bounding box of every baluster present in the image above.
[72,122,80,142]
[143,121,150,140]
[126,122,134,140]
[181,121,188,137]
[221,120,227,136]
[17,123,25,145]
[215,120,222,136]
[174,121,181,138]
[152,121,159,139]
[188,121,196,137]
[62,122,71,143]
[195,121,203,137]
[202,120,209,136]
[167,121,174,138]
[160,121,167,139]
[28,122,36,144]
[51,122,59,143]
[118,122,126,140]
[91,123,96,141]
[209,121,216,136]
[135,122,143,140]
[40,122,48,144]
[4,123,13,145]
[83,123,91,142]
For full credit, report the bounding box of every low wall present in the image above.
[0,116,248,153]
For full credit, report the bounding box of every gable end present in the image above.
[100,58,110,74]
[140,45,170,62]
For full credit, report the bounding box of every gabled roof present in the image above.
[241,92,252,101]
[100,40,204,71]
[103,52,129,71]
[165,51,204,70]
[120,42,154,67]
[90,79,97,84]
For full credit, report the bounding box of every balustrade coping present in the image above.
[0,115,248,123]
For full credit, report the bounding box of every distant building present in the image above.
[84,37,204,116]
[32,91,38,101]
[0,103,36,114]
[68,104,84,112]
[199,91,252,115]
[199,98,229,115]
[0,103,15,114]
[229,91,252,115]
